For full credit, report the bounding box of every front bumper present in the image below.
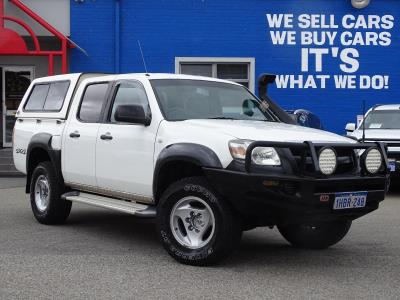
[204,168,388,223]
[204,140,390,224]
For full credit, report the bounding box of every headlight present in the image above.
[251,147,281,166]
[228,140,281,166]
[364,148,382,174]
[229,140,253,160]
[319,147,337,175]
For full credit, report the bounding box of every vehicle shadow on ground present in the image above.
[66,209,159,246]
[388,184,400,196]
[224,236,360,268]
[63,207,367,268]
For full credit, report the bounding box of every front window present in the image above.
[109,81,151,123]
[151,79,277,122]
[363,110,400,129]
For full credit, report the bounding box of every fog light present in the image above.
[365,148,382,174]
[318,148,337,175]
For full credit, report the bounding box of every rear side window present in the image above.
[78,83,109,122]
[24,84,50,111]
[24,81,70,111]
[44,81,70,111]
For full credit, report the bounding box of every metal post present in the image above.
[48,54,54,75]
[0,0,4,27]
[61,39,67,74]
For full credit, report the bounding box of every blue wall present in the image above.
[70,0,400,134]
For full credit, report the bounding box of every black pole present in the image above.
[362,99,366,142]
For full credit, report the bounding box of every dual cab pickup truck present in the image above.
[13,73,389,265]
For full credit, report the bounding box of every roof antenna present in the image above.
[137,40,148,73]
[362,99,366,142]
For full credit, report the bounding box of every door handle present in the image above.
[69,131,80,138]
[100,133,113,140]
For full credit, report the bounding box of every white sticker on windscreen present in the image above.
[369,123,382,129]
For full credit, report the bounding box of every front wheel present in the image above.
[278,220,352,249]
[156,177,242,266]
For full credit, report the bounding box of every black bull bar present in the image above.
[244,140,390,176]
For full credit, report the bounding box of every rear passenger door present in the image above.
[62,82,111,187]
[95,80,156,201]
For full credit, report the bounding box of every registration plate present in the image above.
[388,160,396,172]
[333,192,367,210]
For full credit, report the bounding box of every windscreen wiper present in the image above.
[207,116,276,122]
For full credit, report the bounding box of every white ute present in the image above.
[346,104,400,178]
[13,73,389,265]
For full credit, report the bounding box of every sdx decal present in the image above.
[16,148,26,155]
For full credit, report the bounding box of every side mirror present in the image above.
[114,104,151,126]
[345,123,356,132]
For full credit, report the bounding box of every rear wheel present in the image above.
[278,220,352,249]
[157,177,242,266]
[30,161,71,224]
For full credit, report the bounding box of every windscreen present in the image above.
[150,79,278,122]
[363,110,400,129]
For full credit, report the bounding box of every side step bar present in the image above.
[62,192,156,218]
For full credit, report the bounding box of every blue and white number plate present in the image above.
[333,192,367,210]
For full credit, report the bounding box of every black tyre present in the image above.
[278,220,352,249]
[30,161,71,224]
[156,177,242,266]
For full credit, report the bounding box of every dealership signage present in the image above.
[266,13,394,90]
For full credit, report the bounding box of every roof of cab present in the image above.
[373,104,400,111]
[32,72,241,83]
[32,73,242,89]
[83,73,242,86]
[132,73,240,84]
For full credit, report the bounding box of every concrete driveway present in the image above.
[1,179,399,299]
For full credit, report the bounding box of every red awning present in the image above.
[0,0,74,75]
